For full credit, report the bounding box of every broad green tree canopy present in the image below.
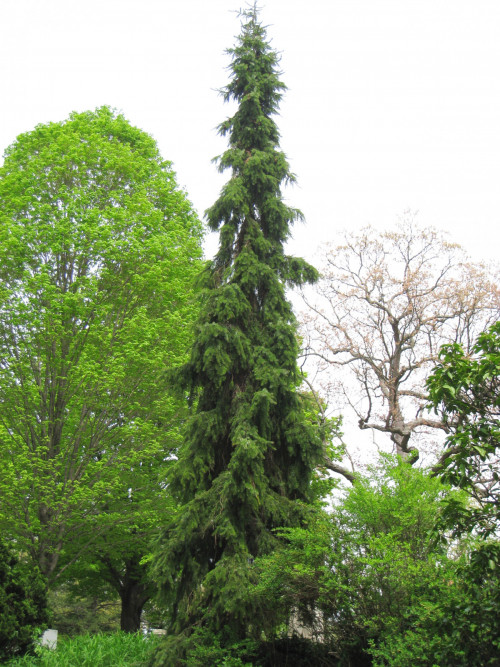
[0,107,202,581]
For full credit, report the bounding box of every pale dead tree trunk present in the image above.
[300,216,500,471]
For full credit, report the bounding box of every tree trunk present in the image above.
[119,580,149,632]
[118,556,151,632]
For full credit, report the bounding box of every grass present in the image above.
[5,632,161,667]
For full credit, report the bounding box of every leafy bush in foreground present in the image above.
[5,632,160,667]
[369,541,500,667]
[254,456,458,665]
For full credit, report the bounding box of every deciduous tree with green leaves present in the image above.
[255,455,461,666]
[153,7,324,661]
[0,107,202,624]
[428,320,500,537]
[55,454,179,632]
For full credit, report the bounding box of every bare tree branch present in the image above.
[300,216,500,463]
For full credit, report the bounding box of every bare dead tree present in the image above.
[301,216,499,471]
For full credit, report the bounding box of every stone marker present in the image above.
[40,629,58,650]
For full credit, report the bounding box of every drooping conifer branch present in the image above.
[153,7,324,661]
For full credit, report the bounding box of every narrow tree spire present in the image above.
[153,8,323,661]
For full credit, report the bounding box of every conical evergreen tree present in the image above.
[153,6,324,657]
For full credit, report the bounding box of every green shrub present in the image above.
[369,541,500,667]
[0,540,49,662]
[150,628,339,667]
[150,627,258,667]
[254,637,338,666]
[47,586,120,637]
[254,455,459,665]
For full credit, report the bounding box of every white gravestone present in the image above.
[40,629,58,650]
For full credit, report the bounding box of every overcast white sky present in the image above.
[1,0,499,265]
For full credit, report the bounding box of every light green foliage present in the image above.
[59,458,179,631]
[427,321,500,537]
[254,456,457,665]
[152,7,323,662]
[253,506,334,638]
[337,458,454,654]
[370,541,500,666]
[5,632,160,667]
[0,107,202,583]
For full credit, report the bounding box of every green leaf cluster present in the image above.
[369,540,500,666]
[253,456,460,665]
[427,320,500,537]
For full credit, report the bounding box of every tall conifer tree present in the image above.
[154,6,323,654]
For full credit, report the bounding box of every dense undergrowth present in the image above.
[4,632,160,667]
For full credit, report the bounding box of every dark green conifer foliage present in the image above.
[0,540,48,661]
[153,6,323,655]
